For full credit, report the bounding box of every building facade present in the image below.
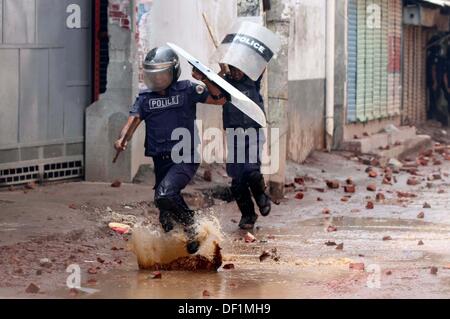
[2,0,450,191]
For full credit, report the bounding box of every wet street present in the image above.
[66,217,450,299]
[1,150,450,298]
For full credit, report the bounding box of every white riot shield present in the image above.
[213,21,281,81]
[167,42,267,128]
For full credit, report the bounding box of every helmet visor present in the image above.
[143,67,174,92]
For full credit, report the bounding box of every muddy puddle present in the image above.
[49,217,450,299]
[63,266,344,299]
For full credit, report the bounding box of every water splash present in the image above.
[131,216,224,271]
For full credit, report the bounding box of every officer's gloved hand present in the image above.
[114,138,127,152]
[192,67,206,81]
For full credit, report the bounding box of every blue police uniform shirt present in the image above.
[223,75,265,130]
[223,75,266,177]
[129,80,209,158]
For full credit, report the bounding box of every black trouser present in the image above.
[229,169,266,218]
[226,129,266,217]
[153,154,199,226]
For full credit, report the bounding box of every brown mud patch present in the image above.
[137,243,222,271]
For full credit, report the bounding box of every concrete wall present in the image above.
[344,116,402,141]
[333,0,347,149]
[266,0,289,198]
[287,0,327,163]
[288,0,326,81]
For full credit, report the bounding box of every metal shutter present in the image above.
[356,0,367,122]
[380,0,389,117]
[372,0,382,119]
[347,0,358,123]
[365,0,375,121]
[0,0,92,187]
[402,25,428,125]
[348,0,402,123]
[387,0,402,116]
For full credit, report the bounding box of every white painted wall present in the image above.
[148,0,237,78]
[288,0,326,81]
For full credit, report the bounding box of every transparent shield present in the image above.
[213,21,281,81]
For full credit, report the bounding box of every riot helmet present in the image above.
[143,46,181,92]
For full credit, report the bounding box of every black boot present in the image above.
[172,206,195,227]
[231,182,258,230]
[177,200,201,255]
[181,198,197,226]
[239,214,258,230]
[156,196,200,255]
[159,210,174,233]
[184,222,200,254]
[248,172,271,217]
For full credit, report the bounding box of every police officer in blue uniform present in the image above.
[114,46,225,254]
[222,65,271,230]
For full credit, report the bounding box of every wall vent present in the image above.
[0,157,83,187]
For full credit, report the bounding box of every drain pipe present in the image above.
[326,0,335,151]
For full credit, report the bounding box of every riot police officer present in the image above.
[223,65,271,230]
[114,46,225,254]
